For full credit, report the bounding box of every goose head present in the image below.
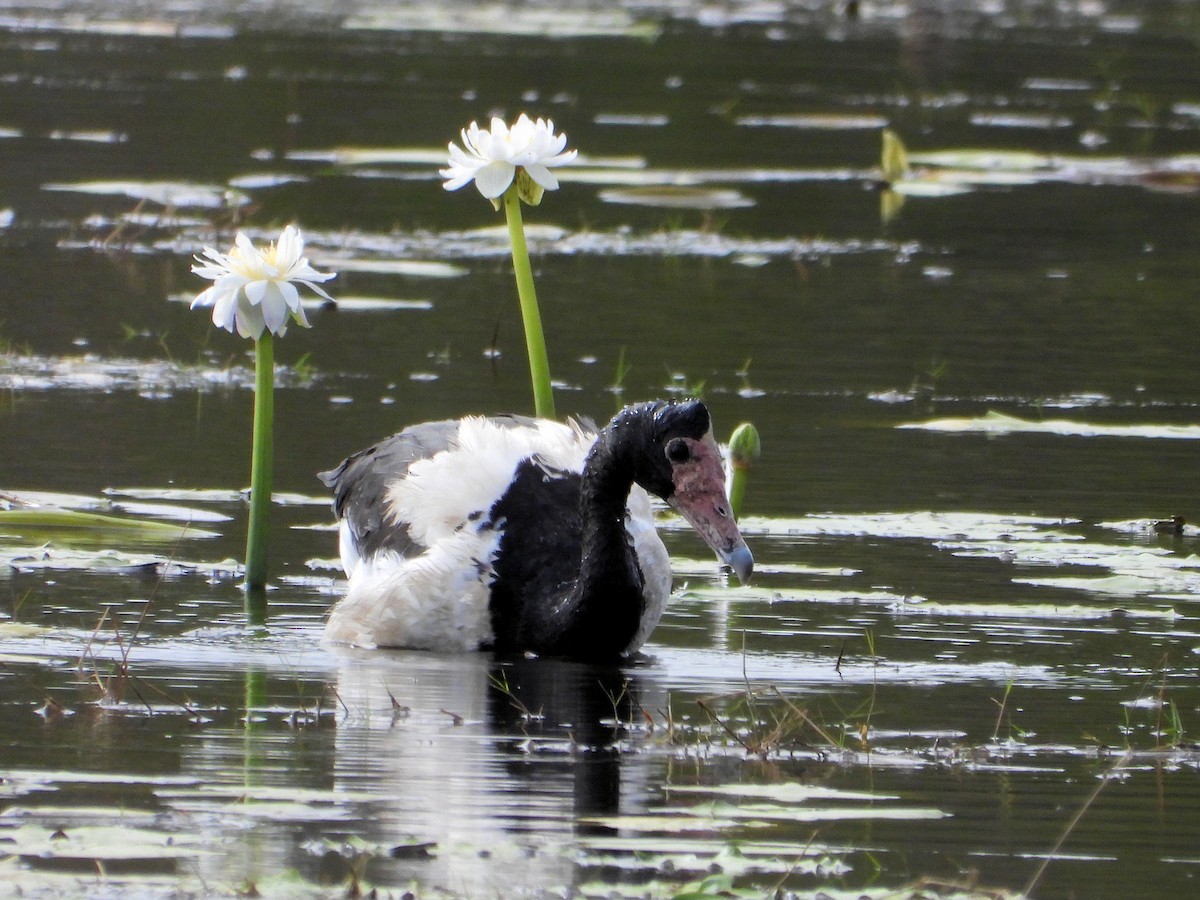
[618,399,754,584]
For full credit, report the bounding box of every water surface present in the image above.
[4,1,1200,897]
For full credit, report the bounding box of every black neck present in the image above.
[553,427,647,658]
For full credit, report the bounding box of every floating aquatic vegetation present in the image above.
[311,257,466,278]
[0,545,235,575]
[300,295,432,312]
[48,128,128,144]
[898,411,1200,439]
[2,489,231,526]
[104,500,232,523]
[226,172,309,189]
[288,146,447,166]
[707,511,1080,542]
[968,112,1074,130]
[666,782,893,802]
[593,112,669,127]
[105,487,329,506]
[581,792,946,835]
[599,185,755,209]
[575,843,850,893]
[0,508,216,541]
[883,129,1200,201]
[342,5,656,39]
[1012,572,1200,600]
[671,556,851,578]
[42,179,250,209]
[2,822,214,861]
[0,351,319,394]
[736,112,890,130]
[889,599,1175,620]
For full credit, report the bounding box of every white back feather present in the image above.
[387,417,594,548]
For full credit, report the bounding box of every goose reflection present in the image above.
[329,649,659,894]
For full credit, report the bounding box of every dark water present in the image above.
[4,1,1200,897]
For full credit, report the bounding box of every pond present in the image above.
[3,0,1200,896]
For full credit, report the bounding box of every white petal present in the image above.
[211,291,240,333]
[291,299,311,330]
[259,282,290,334]
[474,161,516,198]
[233,231,261,264]
[235,296,266,339]
[524,164,560,191]
[442,173,474,191]
[543,148,577,167]
[275,225,302,266]
[290,259,335,283]
[190,284,220,309]
[297,279,335,302]
[277,279,301,312]
[244,279,268,306]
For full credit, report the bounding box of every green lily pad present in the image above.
[666,782,896,803]
[342,6,653,38]
[0,508,217,539]
[300,295,433,312]
[287,146,445,166]
[3,822,213,860]
[899,411,1200,439]
[42,179,250,209]
[907,148,1054,171]
[736,113,890,130]
[310,257,466,278]
[599,186,755,209]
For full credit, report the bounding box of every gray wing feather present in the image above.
[318,414,544,561]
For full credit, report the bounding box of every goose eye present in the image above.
[665,438,691,463]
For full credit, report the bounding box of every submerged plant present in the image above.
[189,225,335,592]
[441,114,577,419]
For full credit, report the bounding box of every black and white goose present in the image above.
[319,399,753,659]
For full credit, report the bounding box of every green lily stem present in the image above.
[502,186,555,419]
[244,332,274,595]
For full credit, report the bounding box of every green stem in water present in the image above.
[244,332,274,594]
[502,185,555,419]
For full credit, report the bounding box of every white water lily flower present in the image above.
[441,114,577,200]
[191,225,335,339]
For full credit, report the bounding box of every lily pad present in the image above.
[301,295,432,312]
[889,178,975,197]
[899,411,1200,439]
[310,257,466,278]
[3,822,213,860]
[0,545,197,574]
[599,186,754,209]
[288,146,447,166]
[42,179,250,209]
[736,112,890,130]
[666,782,894,803]
[907,148,1054,171]
[0,508,217,539]
[342,6,655,39]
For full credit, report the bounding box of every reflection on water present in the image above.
[5,0,1200,896]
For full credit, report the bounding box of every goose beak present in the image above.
[666,436,754,585]
[667,491,754,585]
[720,543,755,585]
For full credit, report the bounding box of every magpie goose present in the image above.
[319,399,752,658]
